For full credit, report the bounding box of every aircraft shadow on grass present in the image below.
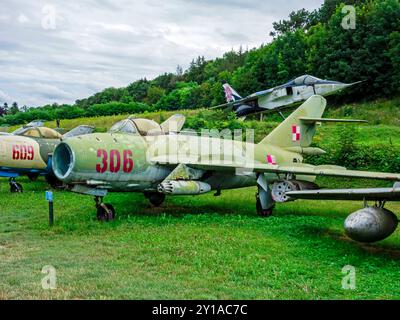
[299,225,400,259]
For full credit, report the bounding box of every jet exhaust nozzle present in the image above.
[158,181,211,195]
[344,207,398,243]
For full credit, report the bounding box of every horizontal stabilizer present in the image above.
[299,117,367,124]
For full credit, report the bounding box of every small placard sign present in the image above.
[45,191,53,202]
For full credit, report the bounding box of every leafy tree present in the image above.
[126,79,150,102]
[184,56,207,83]
[152,73,178,93]
[176,65,184,77]
[9,102,19,115]
[145,86,165,105]
[156,82,199,110]
[270,9,314,38]
[388,32,400,93]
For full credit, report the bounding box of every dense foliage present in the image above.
[1,0,399,126]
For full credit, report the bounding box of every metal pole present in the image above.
[46,191,54,227]
[49,201,54,226]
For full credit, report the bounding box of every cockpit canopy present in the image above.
[109,114,186,136]
[288,75,340,86]
[293,75,322,85]
[109,118,164,136]
[13,126,62,139]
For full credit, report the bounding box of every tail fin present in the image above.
[160,114,186,133]
[223,83,242,102]
[259,95,327,148]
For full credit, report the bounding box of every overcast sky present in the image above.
[0,0,324,107]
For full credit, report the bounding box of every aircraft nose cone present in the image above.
[314,81,359,96]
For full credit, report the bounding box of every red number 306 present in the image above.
[96,149,134,173]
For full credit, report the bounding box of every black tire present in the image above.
[256,196,274,217]
[27,174,39,182]
[148,193,166,207]
[97,204,116,222]
[10,183,23,193]
[45,174,64,189]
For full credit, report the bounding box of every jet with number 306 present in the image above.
[52,97,400,243]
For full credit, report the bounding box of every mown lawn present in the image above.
[1,177,400,300]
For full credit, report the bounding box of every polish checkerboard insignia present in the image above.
[292,125,301,142]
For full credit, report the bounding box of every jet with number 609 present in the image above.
[52,97,400,243]
[0,122,94,192]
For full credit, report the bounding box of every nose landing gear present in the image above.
[94,196,115,221]
[9,178,23,193]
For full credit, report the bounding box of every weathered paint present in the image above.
[344,207,399,243]
[0,135,49,170]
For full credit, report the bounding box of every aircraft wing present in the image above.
[213,89,274,109]
[299,117,368,124]
[286,187,400,201]
[150,158,400,181]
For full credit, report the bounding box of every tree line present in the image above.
[1,0,399,126]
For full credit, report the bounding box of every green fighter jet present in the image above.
[52,96,400,243]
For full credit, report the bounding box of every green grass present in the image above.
[1,177,400,300]
[2,97,400,299]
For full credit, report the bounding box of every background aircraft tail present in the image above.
[258,95,327,148]
[223,83,242,103]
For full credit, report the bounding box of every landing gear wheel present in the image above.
[45,174,64,189]
[27,173,39,182]
[94,196,115,221]
[145,192,166,207]
[256,195,274,217]
[9,178,23,193]
[97,203,116,222]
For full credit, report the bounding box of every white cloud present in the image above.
[0,90,13,104]
[0,0,324,107]
[18,13,29,24]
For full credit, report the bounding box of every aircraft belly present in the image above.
[204,173,257,190]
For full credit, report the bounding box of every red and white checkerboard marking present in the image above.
[292,125,301,142]
[266,154,277,165]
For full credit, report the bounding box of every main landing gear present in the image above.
[256,194,274,217]
[144,192,166,207]
[45,174,65,189]
[94,196,115,221]
[9,178,23,193]
[256,174,275,217]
